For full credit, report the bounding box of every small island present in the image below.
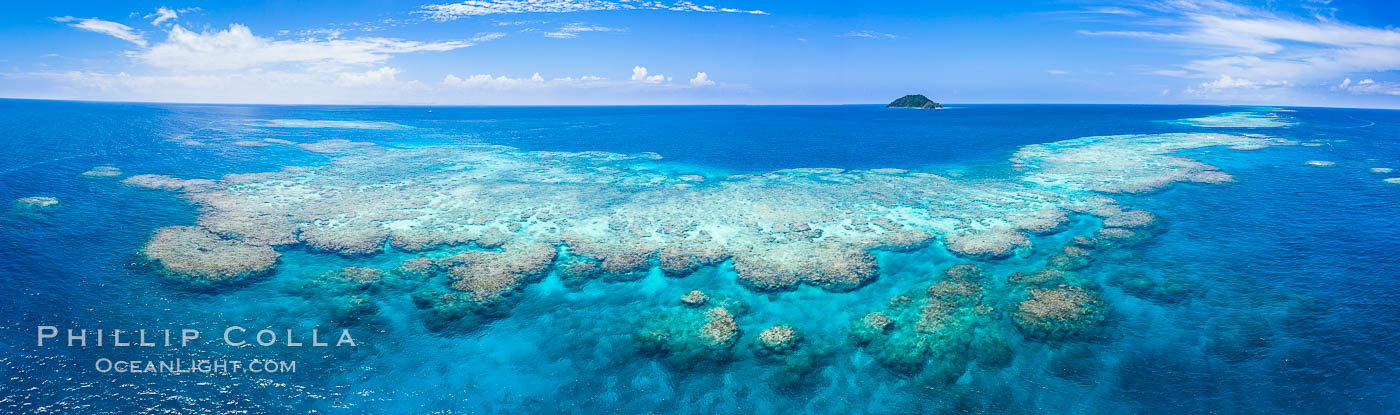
[887,94,943,109]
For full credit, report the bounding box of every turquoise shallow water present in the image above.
[0,100,1397,413]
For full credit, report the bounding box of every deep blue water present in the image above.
[0,99,1397,413]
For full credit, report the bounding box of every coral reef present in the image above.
[1014,133,1287,194]
[122,174,215,191]
[756,324,801,355]
[246,119,410,130]
[129,132,1280,303]
[437,242,557,305]
[141,226,279,282]
[699,307,739,347]
[14,196,59,208]
[1108,271,1198,303]
[1048,245,1093,270]
[80,166,123,178]
[232,140,270,147]
[1305,160,1335,167]
[850,265,1004,378]
[637,301,746,363]
[1013,285,1106,339]
[756,323,800,350]
[1167,111,1296,128]
[680,290,708,306]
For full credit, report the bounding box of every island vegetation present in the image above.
[887,94,943,109]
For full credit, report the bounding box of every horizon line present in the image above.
[2,96,1398,111]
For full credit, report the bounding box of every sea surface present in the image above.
[0,99,1397,414]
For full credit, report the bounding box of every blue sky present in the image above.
[1,0,1399,107]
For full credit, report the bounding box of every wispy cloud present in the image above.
[145,7,200,26]
[148,7,178,26]
[543,23,622,38]
[52,16,146,46]
[1046,69,1070,75]
[473,32,508,42]
[842,30,898,39]
[419,0,768,20]
[1185,74,1288,95]
[140,24,476,71]
[441,66,712,90]
[1079,0,1400,98]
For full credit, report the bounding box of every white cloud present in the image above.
[420,0,767,20]
[148,7,177,26]
[689,72,714,86]
[7,69,426,104]
[472,32,507,42]
[32,11,723,104]
[337,66,403,87]
[1334,77,1400,95]
[842,30,898,39]
[630,65,668,83]
[442,71,609,89]
[139,24,475,71]
[543,23,622,39]
[1079,0,1400,99]
[441,66,712,91]
[1046,69,1070,75]
[52,16,146,46]
[1185,74,1288,95]
[145,7,200,26]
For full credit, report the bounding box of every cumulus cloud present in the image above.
[34,15,494,103]
[1334,78,1400,96]
[36,10,720,104]
[630,65,668,83]
[52,16,146,46]
[139,24,474,71]
[689,72,714,86]
[420,0,767,20]
[543,23,622,39]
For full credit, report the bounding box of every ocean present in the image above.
[0,99,1397,414]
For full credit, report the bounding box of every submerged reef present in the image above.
[80,166,123,178]
[245,119,411,130]
[1168,111,1296,128]
[851,266,1007,379]
[637,296,746,364]
[129,132,1283,299]
[142,226,280,282]
[1012,285,1106,339]
[756,324,802,356]
[14,196,59,208]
